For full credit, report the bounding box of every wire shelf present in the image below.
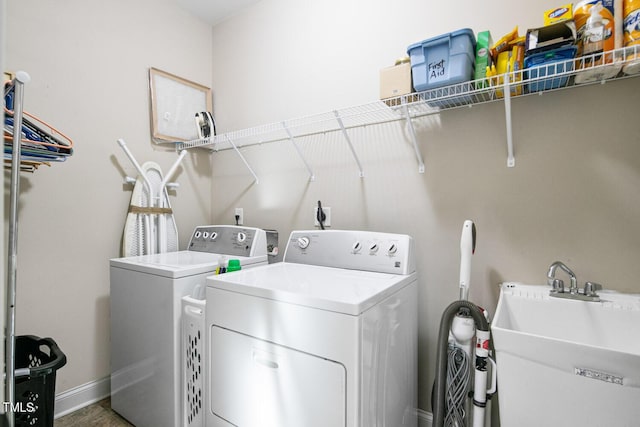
[176,45,640,178]
[177,45,640,153]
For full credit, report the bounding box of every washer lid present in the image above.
[110,251,267,278]
[208,262,416,315]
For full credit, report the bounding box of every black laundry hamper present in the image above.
[13,335,67,427]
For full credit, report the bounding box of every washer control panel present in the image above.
[188,225,267,257]
[284,230,415,274]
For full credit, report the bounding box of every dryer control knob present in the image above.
[297,236,310,249]
[352,241,362,253]
[387,243,398,255]
[210,232,218,240]
[369,243,379,254]
[237,232,247,243]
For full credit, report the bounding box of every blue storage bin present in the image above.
[407,29,476,92]
[524,46,577,92]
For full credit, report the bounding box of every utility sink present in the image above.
[492,282,640,427]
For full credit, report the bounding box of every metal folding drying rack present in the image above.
[4,72,74,427]
[176,45,640,180]
[5,71,30,427]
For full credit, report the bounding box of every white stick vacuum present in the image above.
[435,220,496,427]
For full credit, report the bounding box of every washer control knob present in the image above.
[387,243,398,255]
[194,231,202,239]
[297,236,310,249]
[210,232,218,240]
[369,243,379,254]
[203,232,209,239]
[237,232,247,243]
[352,241,362,253]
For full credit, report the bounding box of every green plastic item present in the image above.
[227,259,241,272]
[475,30,493,88]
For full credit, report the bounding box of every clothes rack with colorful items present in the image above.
[4,72,74,172]
[4,71,73,427]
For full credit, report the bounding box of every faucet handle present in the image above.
[551,279,565,293]
[584,282,602,297]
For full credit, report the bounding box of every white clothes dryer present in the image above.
[205,229,418,427]
[110,225,268,427]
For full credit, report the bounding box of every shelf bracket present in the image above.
[333,110,364,178]
[402,103,425,173]
[282,122,315,181]
[225,135,259,184]
[504,73,515,167]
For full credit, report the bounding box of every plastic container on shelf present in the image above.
[574,0,618,55]
[583,2,606,57]
[524,45,578,92]
[407,29,477,92]
[623,0,640,74]
[14,335,67,427]
[625,0,640,47]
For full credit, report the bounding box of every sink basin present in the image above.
[492,282,640,427]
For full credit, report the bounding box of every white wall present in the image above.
[5,0,213,393]
[209,0,640,415]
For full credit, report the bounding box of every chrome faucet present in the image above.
[547,261,578,293]
[546,261,602,302]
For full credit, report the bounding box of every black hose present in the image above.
[432,300,489,427]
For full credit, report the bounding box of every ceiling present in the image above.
[176,0,263,26]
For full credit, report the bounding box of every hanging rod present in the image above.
[175,104,434,152]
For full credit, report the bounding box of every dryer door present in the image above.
[209,326,346,427]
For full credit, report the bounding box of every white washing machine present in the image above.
[205,229,418,427]
[110,225,268,427]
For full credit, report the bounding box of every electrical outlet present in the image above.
[234,208,244,225]
[314,206,331,227]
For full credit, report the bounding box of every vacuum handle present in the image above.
[459,220,476,300]
[487,356,497,395]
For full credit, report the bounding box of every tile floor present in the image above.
[54,398,132,427]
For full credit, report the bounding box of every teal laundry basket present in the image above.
[14,335,67,427]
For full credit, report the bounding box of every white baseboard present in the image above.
[417,408,433,427]
[54,376,111,419]
[54,378,433,426]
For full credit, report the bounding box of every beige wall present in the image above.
[1,0,6,407]
[5,0,213,392]
[4,0,640,419]
[209,0,640,414]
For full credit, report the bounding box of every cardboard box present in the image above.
[525,19,577,55]
[379,61,413,100]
